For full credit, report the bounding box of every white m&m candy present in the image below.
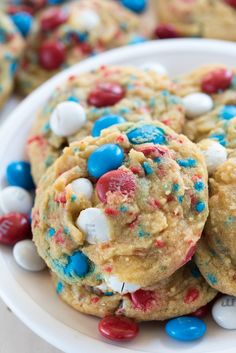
[50,101,86,137]
[199,140,227,175]
[212,295,236,329]
[0,186,33,214]
[183,93,214,119]
[13,240,46,272]
[140,61,168,76]
[78,9,100,30]
[104,275,140,294]
[76,208,109,244]
[70,178,93,199]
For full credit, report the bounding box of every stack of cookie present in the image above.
[30,64,236,322]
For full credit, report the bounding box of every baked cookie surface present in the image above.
[156,0,236,41]
[52,261,217,321]
[0,11,24,108]
[27,65,185,184]
[16,0,148,95]
[195,156,236,296]
[32,121,208,291]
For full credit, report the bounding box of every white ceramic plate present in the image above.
[0,39,236,353]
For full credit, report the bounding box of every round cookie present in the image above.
[32,121,208,290]
[27,65,185,184]
[176,65,236,142]
[0,11,24,109]
[52,261,217,321]
[195,156,236,296]
[155,0,236,41]
[16,0,149,95]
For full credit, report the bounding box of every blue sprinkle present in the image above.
[177,195,184,203]
[0,28,6,43]
[209,133,226,146]
[48,228,56,237]
[219,106,236,120]
[195,201,205,213]
[172,183,179,192]
[161,90,170,97]
[63,226,70,235]
[9,60,17,77]
[177,158,196,168]
[154,157,161,163]
[142,162,153,175]
[138,227,150,237]
[71,195,77,202]
[231,76,236,89]
[120,205,128,212]
[104,292,114,296]
[42,122,50,133]
[76,31,88,42]
[194,181,204,192]
[56,282,63,294]
[67,95,80,102]
[207,273,217,285]
[119,107,130,114]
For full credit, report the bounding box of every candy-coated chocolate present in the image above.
[6,161,35,190]
[127,124,166,145]
[96,170,136,203]
[165,316,207,341]
[65,251,90,277]
[105,275,140,294]
[0,213,31,245]
[201,68,233,94]
[87,144,124,178]
[87,82,125,107]
[40,7,68,31]
[13,239,46,271]
[98,315,139,341]
[39,41,65,70]
[183,93,214,119]
[92,114,126,137]
[154,24,179,39]
[0,186,33,215]
[212,295,236,329]
[120,0,147,13]
[70,178,93,199]
[11,12,33,37]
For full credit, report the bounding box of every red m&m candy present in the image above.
[154,24,179,39]
[130,289,156,311]
[87,82,125,107]
[40,7,69,31]
[0,213,31,246]
[98,315,139,341]
[201,68,233,94]
[39,41,65,70]
[225,0,236,7]
[96,170,136,203]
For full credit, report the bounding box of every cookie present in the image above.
[195,156,236,296]
[27,65,185,184]
[52,262,217,321]
[16,0,149,95]
[176,65,236,142]
[32,121,208,291]
[0,11,24,108]
[155,0,236,41]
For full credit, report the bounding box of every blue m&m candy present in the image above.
[219,105,236,120]
[165,316,207,342]
[88,144,124,178]
[92,114,126,137]
[11,12,33,37]
[120,0,147,13]
[127,124,166,145]
[6,161,35,190]
[65,251,89,277]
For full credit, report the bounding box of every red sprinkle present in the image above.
[54,192,66,204]
[87,82,125,107]
[27,135,46,147]
[40,7,69,31]
[98,316,139,341]
[130,289,156,311]
[184,288,200,304]
[104,208,119,216]
[96,170,136,203]
[154,24,180,39]
[39,41,65,70]
[91,297,100,304]
[0,213,31,246]
[155,239,166,248]
[201,68,233,94]
[182,244,197,265]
